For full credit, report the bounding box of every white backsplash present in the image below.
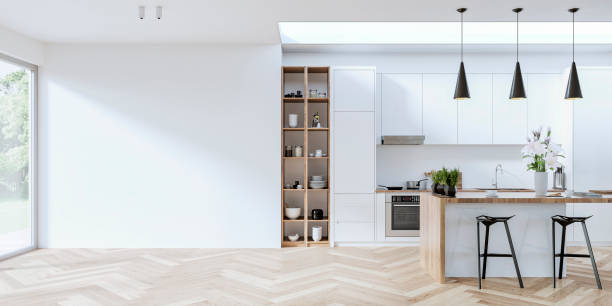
[376,145,532,189]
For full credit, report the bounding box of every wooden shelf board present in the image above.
[283,66,305,73]
[307,236,329,244]
[283,156,305,160]
[283,128,305,131]
[308,156,329,159]
[283,188,305,192]
[308,128,329,131]
[307,188,329,191]
[283,216,305,222]
[307,218,329,222]
[283,98,305,103]
[307,98,329,103]
[307,67,329,73]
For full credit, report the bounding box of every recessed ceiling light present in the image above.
[138,6,145,20]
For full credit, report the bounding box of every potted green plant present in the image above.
[430,170,439,195]
[445,168,459,197]
[432,168,447,195]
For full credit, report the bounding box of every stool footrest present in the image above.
[555,254,591,258]
[480,253,512,257]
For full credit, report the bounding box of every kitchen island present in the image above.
[420,192,612,283]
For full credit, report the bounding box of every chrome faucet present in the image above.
[493,164,503,189]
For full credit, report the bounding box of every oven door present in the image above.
[385,202,420,237]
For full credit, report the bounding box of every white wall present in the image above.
[39,44,282,247]
[0,25,44,65]
[284,51,612,188]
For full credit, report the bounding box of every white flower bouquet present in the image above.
[521,126,564,172]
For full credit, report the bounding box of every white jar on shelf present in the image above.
[288,114,298,128]
[312,226,322,241]
[293,145,303,157]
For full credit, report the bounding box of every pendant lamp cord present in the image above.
[572,11,575,62]
[461,12,464,62]
[516,11,519,62]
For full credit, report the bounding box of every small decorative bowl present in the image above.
[288,234,300,241]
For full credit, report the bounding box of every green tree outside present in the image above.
[0,70,30,198]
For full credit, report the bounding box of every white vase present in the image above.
[534,172,548,196]
[312,226,322,242]
[288,114,298,128]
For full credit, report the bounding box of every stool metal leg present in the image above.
[482,225,490,279]
[503,221,524,288]
[558,225,566,279]
[581,221,602,289]
[477,221,482,289]
[552,219,556,288]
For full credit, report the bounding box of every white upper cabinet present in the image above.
[573,68,612,192]
[381,74,422,135]
[458,74,492,144]
[332,67,376,112]
[526,74,564,137]
[333,112,375,193]
[423,74,457,144]
[492,74,528,144]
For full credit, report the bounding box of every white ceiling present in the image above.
[1,0,612,44]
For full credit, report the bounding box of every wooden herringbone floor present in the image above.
[0,247,610,305]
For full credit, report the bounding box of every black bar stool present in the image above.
[476,215,523,289]
[551,215,602,289]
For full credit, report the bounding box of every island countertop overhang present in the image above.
[428,192,612,203]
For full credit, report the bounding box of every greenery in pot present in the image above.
[434,168,448,195]
[445,168,459,197]
[430,170,440,195]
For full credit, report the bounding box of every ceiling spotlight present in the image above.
[138,6,145,20]
[156,6,163,20]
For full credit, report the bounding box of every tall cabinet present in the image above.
[331,67,376,245]
[281,66,331,247]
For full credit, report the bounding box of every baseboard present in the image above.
[335,241,419,247]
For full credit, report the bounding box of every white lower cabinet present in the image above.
[334,194,375,242]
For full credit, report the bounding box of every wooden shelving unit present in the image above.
[281,66,330,247]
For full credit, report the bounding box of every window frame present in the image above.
[0,52,38,260]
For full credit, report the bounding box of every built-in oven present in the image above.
[385,194,420,237]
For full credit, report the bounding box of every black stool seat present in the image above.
[476,215,523,289]
[552,215,591,226]
[552,215,602,289]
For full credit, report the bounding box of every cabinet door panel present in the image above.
[527,74,564,140]
[333,112,375,193]
[573,68,612,191]
[458,74,492,144]
[335,223,375,242]
[492,74,528,144]
[381,74,422,135]
[334,194,375,223]
[423,74,457,144]
[332,67,376,111]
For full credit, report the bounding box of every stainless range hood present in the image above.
[381,136,425,145]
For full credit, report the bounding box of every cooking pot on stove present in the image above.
[406,179,428,190]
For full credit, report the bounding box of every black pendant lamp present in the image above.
[565,8,583,100]
[454,8,470,100]
[510,8,526,99]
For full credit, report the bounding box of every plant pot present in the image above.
[444,185,456,197]
[534,171,548,196]
[436,184,445,195]
[431,183,438,195]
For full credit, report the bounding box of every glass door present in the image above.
[0,55,36,258]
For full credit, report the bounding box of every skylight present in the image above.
[279,22,612,45]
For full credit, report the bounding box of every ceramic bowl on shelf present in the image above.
[285,207,301,220]
[288,233,300,242]
[311,175,324,181]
